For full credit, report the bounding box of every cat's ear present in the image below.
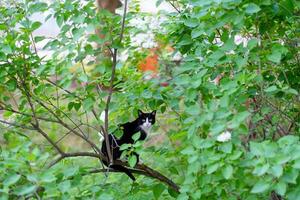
[151,110,156,116]
[138,109,143,116]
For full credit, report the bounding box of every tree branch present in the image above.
[32,123,65,155]
[103,0,128,164]
[47,151,180,193]
[33,98,102,153]
[167,0,181,13]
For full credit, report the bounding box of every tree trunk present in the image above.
[96,0,122,13]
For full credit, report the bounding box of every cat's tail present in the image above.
[110,164,136,181]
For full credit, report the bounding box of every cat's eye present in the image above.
[149,119,152,122]
[142,119,146,122]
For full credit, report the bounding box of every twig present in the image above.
[0,106,59,123]
[167,0,181,13]
[0,119,35,130]
[33,98,102,153]
[32,123,64,155]
[30,33,38,55]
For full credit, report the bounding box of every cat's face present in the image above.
[138,110,156,129]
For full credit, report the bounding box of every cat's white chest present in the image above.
[140,125,152,133]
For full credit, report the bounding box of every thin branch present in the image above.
[31,123,65,155]
[33,98,102,153]
[30,33,38,55]
[0,119,35,130]
[103,0,128,164]
[48,151,102,168]
[43,97,88,138]
[167,0,181,13]
[119,0,128,43]
[0,106,59,123]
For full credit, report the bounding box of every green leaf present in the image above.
[193,138,215,149]
[247,38,259,50]
[3,174,21,186]
[120,143,131,151]
[219,142,232,154]
[128,154,137,167]
[132,132,141,141]
[156,0,164,7]
[274,181,286,196]
[28,2,48,13]
[229,111,250,128]
[184,18,199,28]
[68,102,74,111]
[14,185,37,196]
[73,102,81,111]
[78,74,88,83]
[264,85,278,93]
[253,163,270,176]
[287,187,300,200]
[250,181,270,193]
[99,194,114,200]
[58,180,71,193]
[31,21,42,30]
[250,142,264,156]
[292,159,300,169]
[267,51,282,63]
[6,79,17,91]
[2,44,12,54]
[210,123,226,135]
[278,135,299,147]
[153,184,165,199]
[282,169,299,184]
[56,15,64,27]
[142,90,152,99]
[34,36,45,42]
[63,166,79,178]
[40,171,57,183]
[191,26,205,39]
[185,103,200,115]
[267,45,288,63]
[222,165,233,179]
[271,165,283,178]
[245,3,261,14]
[83,97,94,111]
[207,163,219,174]
[181,146,195,155]
[285,88,298,95]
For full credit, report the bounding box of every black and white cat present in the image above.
[101,109,156,181]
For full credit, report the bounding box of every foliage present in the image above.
[0,0,299,199]
[159,0,300,199]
